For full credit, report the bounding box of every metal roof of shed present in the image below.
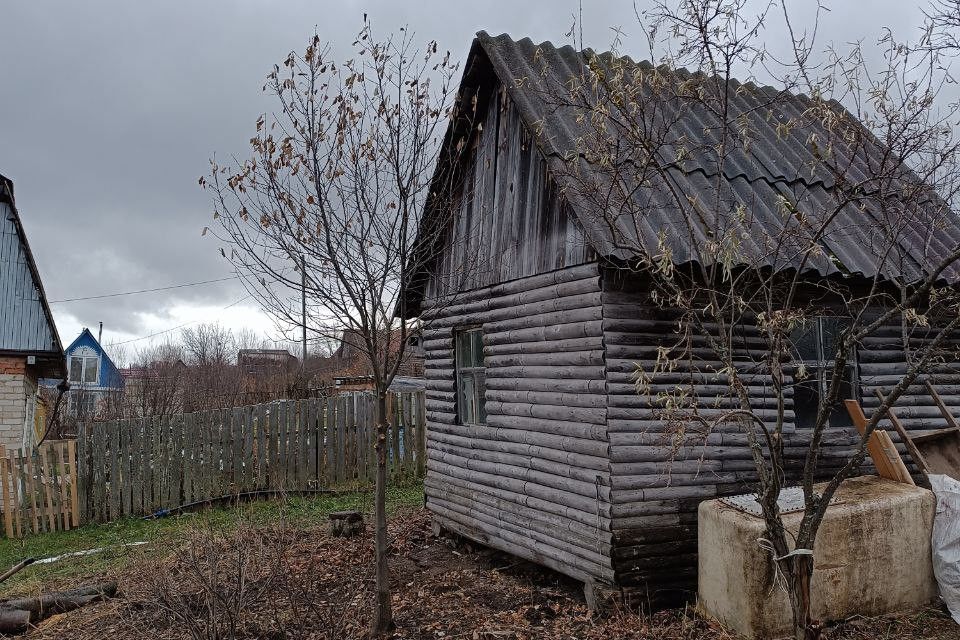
[410,32,960,300]
[0,174,64,375]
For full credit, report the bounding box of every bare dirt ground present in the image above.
[15,507,960,639]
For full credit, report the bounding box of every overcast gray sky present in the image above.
[0,0,932,353]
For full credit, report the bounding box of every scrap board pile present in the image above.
[845,380,960,483]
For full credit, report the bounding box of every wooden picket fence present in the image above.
[0,440,80,537]
[76,391,426,525]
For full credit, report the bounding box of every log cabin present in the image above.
[399,32,960,603]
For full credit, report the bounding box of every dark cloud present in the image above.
[0,0,932,343]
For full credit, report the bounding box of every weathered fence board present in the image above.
[0,392,425,537]
[68,392,425,526]
[0,441,79,537]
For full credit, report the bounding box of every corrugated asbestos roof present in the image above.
[468,31,960,285]
[0,174,65,374]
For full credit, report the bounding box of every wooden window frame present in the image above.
[454,326,486,426]
[791,317,859,430]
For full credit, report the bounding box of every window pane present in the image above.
[790,322,819,361]
[84,357,99,384]
[471,330,484,366]
[475,371,487,424]
[827,365,856,428]
[820,318,850,361]
[455,332,472,368]
[69,357,83,383]
[459,373,476,424]
[793,372,820,429]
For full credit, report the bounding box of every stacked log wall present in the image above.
[600,275,861,593]
[423,263,613,583]
[859,324,960,462]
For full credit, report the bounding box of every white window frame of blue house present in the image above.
[68,349,100,386]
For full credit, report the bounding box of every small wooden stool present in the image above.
[329,510,364,537]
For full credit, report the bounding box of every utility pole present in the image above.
[301,254,307,387]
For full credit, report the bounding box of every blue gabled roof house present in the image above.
[0,174,65,449]
[56,328,124,421]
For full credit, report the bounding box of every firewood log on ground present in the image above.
[0,582,117,635]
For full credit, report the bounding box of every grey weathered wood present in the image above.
[242,407,254,493]
[278,401,290,490]
[402,394,414,478]
[118,420,130,517]
[91,424,106,522]
[306,400,318,484]
[357,398,368,484]
[181,413,194,505]
[196,412,209,502]
[76,424,89,523]
[108,423,120,521]
[323,398,335,485]
[231,407,243,492]
[338,397,349,483]
[255,404,267,490]
[173,414,185,508]
[295,401,307,489]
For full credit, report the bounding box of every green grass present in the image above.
[0,482,424,597]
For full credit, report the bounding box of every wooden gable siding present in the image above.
[421,263,613,583]
[0,201,58,354]
[424,85,592,300]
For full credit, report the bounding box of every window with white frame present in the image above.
[790,317,857,430]
[68,353,99,385]
[455,328,486,425]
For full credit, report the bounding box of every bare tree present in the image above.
[203,19,469,633]
[123,341,188,419]
[181,322,235,367]
[545,1,960,637]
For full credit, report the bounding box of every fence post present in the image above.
[67,438,80,528]
[0,445,11,538]
[39,445,56,532]
[76,423,88,524]
[415,390,426,477]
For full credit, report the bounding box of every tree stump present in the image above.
[329,510,364,537]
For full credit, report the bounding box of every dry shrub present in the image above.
[127,513,358,640]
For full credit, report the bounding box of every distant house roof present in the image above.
[0,174,64,377]
[238,349,299,373]
[332,374,425,393]
[238,349,298,360]
[120,359,186,381]
[404,33,960,314]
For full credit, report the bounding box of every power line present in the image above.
[108,295,253,346]
[49,276,239,304]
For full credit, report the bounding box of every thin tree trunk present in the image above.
[371,391,393,635]
[787,554,817,640]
